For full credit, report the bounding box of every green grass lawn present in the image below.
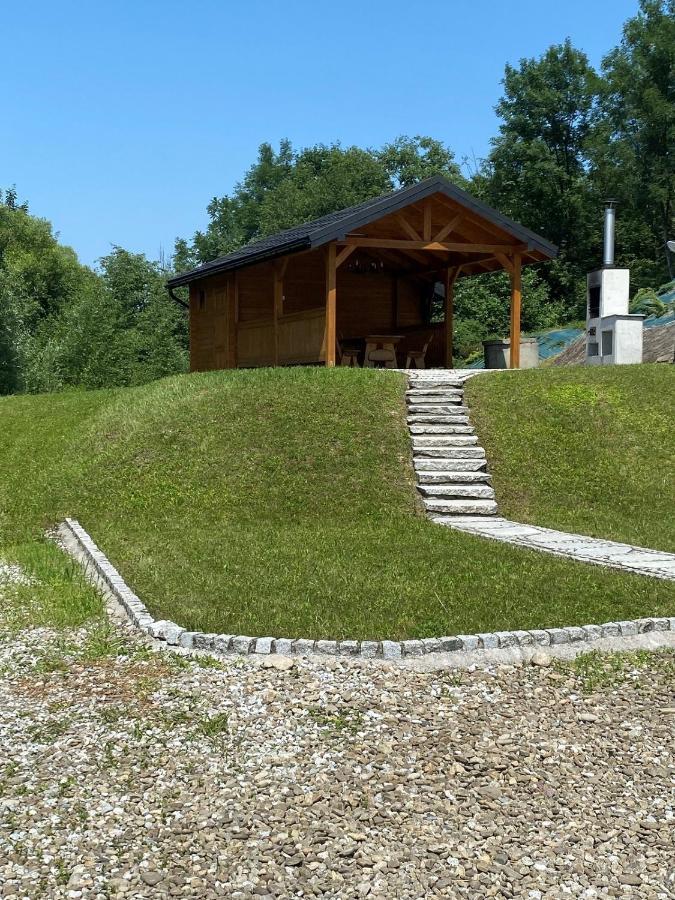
[466,365,675,553]
[0,367,672,640]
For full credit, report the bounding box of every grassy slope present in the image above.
[0,368,672,640]
[466,365,675,553]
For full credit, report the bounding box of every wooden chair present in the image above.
[337,334,360,367]
[405,333,434,369]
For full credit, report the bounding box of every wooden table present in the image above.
[363,335,405,368]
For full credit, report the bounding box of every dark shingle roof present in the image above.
[168,176,558,288]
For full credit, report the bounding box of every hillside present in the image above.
[0,368,672,640]
[466,365,675,552]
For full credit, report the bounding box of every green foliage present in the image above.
[21,248,188,393]
[0,197,95,393]
[0,368,672,641]
[593,0,674,284]
[0,191,188,394]
[376,135,466,188]
[483,39,601,319]
[451,268,564,359]
[174,136,462,270]
[561,648,675,694]
[629,287,671,317]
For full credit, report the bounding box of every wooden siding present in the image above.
[189,274,236,372]
[283,250,325,315]
[237,261,275,323]
[190,257,432,371]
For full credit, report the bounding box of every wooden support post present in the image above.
[325,242,337,367]
[444,266,460,369]
[423,202,432,241]
[509,252,522,369]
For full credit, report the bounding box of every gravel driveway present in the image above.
[1,616,674,899]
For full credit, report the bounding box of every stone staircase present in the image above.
[406,370,498,517]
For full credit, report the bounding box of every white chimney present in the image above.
[585,202,644,365]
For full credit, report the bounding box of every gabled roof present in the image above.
[168,175,557,288]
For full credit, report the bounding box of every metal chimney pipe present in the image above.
[603,201,617,267]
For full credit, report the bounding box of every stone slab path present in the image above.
[433,515,675,581]
[399,369,675,582]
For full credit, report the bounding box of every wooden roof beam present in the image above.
[433,212,464,243]
[339,236,527,254]
[395,213,422,242]
[433,192,519,245]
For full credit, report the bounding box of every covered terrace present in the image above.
[168,176,557,371]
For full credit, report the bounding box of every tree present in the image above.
[0,191,94,393]
[451,268,563,360]
[175,136,461,270]
[482,40,601,317]
[377,135,466,189]
[592,0,675,286]
[256,144,390,236]
[23,248,188,392]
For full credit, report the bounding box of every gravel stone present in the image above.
[3,562,674,899]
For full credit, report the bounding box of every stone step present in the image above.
[418,484,496,499]
[416,470,492,484]
[413,435,478,447]
[406,414,471,425]
[407,390,464,400]
[409,382,465,391]
[424,498,498,516]
[407,402,467,413]
[415,458,487,472]
[414,446,486,459]
[409,424,474,435]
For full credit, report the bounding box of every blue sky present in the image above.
[3,0,637,268]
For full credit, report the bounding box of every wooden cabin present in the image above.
[167,176,557,371]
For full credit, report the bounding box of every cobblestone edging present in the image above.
[58,518,675,661]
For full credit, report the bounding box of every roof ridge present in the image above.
[168,175,557,288]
